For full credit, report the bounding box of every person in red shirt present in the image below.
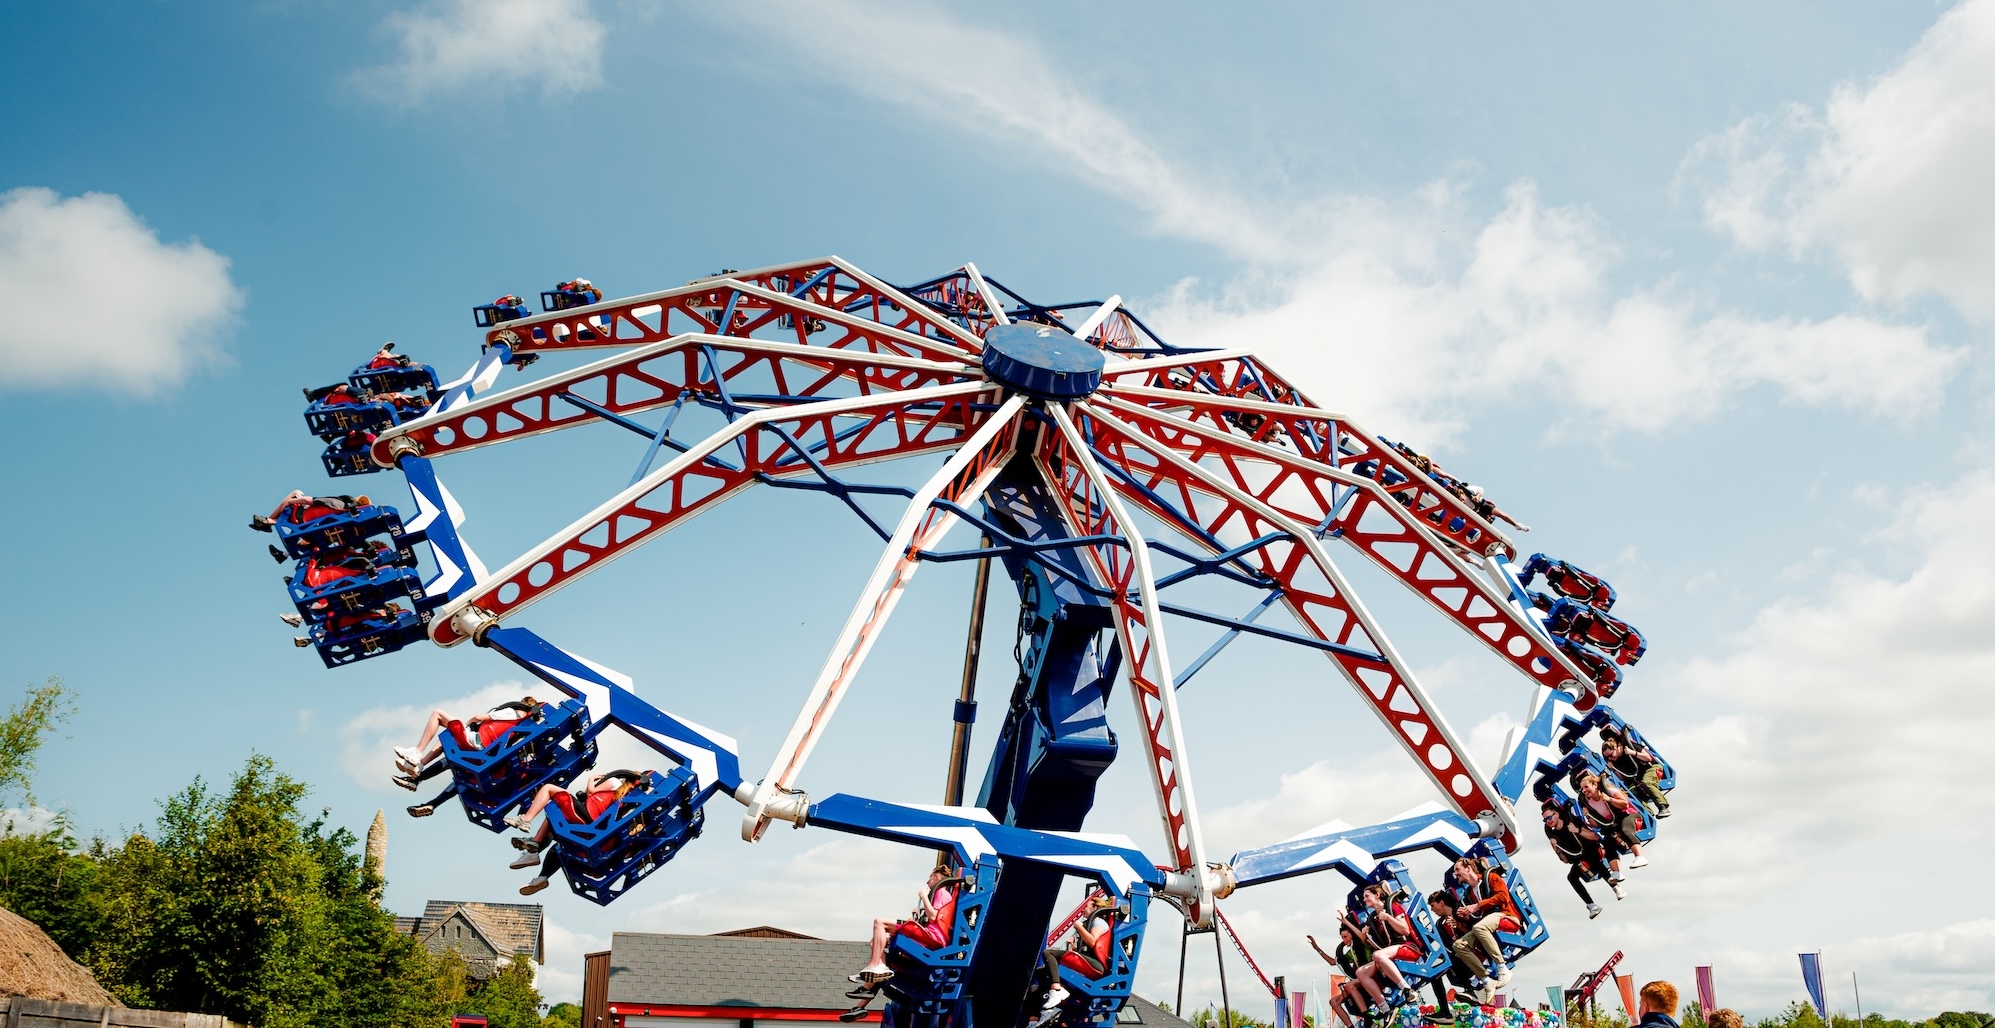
[505,769,651,896]
[390,698,542,784]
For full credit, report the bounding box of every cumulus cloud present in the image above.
[728,3,1958,438]
[1147,183,1959,441]
[1685,0,1995,322]
[0,187,242,395]
[355,0,606,104]
[722,0,1286,260]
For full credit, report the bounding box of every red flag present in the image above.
[1615,974,1638,1018]
[1696,966,1716,1013]
[1292,992,1308,1028]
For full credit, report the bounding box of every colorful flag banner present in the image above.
[1799,953,1827,1018]
[1616,973,1638,1018]
[1696,966,1717,1013]
[1549,986,1566,1013]
[1292,992,1308,1028]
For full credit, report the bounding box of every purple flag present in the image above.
[1696,966,1716,1013]
[1799,952,1827,1018]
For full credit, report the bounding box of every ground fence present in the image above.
[0,998,245,1028]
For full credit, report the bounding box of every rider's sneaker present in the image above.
[1656,803,1672,818]
[394,746,421,766]
[1586,902,1602,919]
[391,775,418,792]
[511,835,543,852]
[1611,881,1627,900]
[250,515,275,532]
[509,852,540,870]
[1627,855,1649,869]
[278,613,305,627]
[503,813,534,832]
[292,637,312,648]
[518,875,550,896]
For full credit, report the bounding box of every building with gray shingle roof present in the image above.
[597,930,1192,1026]
[398,900,544,980]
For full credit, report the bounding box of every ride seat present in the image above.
[438,698,600,834]
[547,766,705,906]
[882,857,1000,1015]
[1046,886,1150,1027]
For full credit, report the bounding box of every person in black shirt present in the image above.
[1601,730,1670,817]
[1309,924,1374,1028]
[1542,802,1621,916]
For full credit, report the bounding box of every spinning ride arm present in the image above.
[373,337,975,466]
[1099,372,1514,560]
[429,381,1000,645]
[739,394,1028,837]
[1085,393,1593,702]
[481,259,982,358]
[1070,402,1518,849]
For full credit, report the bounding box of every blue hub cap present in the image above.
[981,322,1104,400]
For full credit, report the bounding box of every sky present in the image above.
[4,0,1994,1018]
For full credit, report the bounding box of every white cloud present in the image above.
[723,0,1287,260]
[1687,0,1995,322]
[724,3,1959,437]
[623,836,932,940]
[0,187,242,395]
[355,0,606,105]
[536,916,605,1003]
[1147,183,1959,441]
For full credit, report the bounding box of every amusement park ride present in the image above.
[256,259,1675,1027]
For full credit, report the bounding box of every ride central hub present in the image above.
[980,322,1105,399]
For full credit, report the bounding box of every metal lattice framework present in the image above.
[369,256,1610,918]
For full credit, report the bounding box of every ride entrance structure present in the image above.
[257,257,1672,1027]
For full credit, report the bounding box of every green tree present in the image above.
[542,1001,582,1028]
[89,754,441,1028]
[0,823,105,958]
[457,951,544,1028]
[0,676,75,805]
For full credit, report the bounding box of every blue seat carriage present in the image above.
[540,287,595,312]
[1342,859,1452,1012]
[875,857,1002,1028]
[1551,636,1622,697]
[303,395,402,439]
[1532,748,1657,845]
[1532,595,1647,666]
[473,295,534,328]
[436,697,603,832]
[1042,886,1152,1028]
[347,360,441,400]
[547,765,705,906]
[285,559,436,620]
[321,434,386,478]
[272,502,420,566]
[1450,840,1550,969]
[304,604,429,668]
[1558,705,1675,793]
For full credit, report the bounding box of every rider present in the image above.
[1600,730,1670,817]
[1032,890,1118,1023]
[1576,770,1649,869]
[251,490,364,532]
[1307,924,1376,1028]
[505,769,651,896]
[392,697,542,782]
[557,278,603,304]
[1541,801,1622,916]
[1339,884,1422,1017]
[366,342,414,370]
[845,863,964,989]
[1445,855,1520,991]
[1520,554,1616,610]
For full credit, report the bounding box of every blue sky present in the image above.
[6,0,1995,1016]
